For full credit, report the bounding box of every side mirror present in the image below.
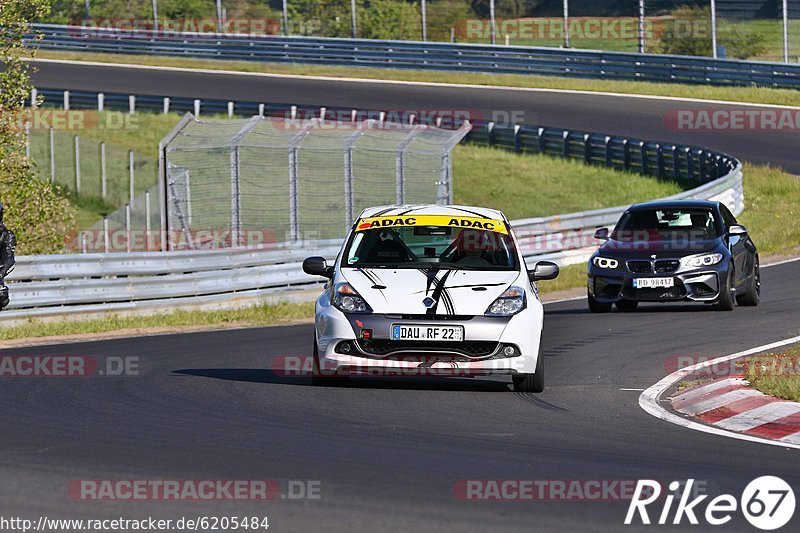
[594,227,609,241]
[729,225,748,236]
[302,256,333,278]
[528,260,560,282]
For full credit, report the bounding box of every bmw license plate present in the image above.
[633,277,675,289]
[391,324,464,342]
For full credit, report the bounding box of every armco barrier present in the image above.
[29,24,800,89]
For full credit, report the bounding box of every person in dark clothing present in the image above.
[0,203,17,310]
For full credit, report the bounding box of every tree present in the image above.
[0,0,75,254]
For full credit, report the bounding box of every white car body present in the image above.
[306,204,556,391]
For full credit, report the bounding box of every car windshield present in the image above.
[343,220,519,271]
[612,208,721,241]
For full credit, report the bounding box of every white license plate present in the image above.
[633,277,675,289]
[391,324,464,342]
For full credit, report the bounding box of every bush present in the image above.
[654,5,768,59]
[1,0,75,255]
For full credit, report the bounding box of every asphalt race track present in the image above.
[30,60,800,173]
[1,260,798,530]
[5,60,798,530]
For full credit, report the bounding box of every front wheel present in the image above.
[736,257,760,307]
[714,266,735,311]
[513,346,544,393]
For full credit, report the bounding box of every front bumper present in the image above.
[314,295,543,375]
[588,267,723,303]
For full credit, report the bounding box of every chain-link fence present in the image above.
[159,114,469,250]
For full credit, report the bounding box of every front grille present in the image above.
[356,339,498,358]
[384,314,474,321]
[623,283,687,301]
[627,260,652,273]
[655,260,680,273]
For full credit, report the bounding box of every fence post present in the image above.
[49,127,55,183]
[623,139,631,170]
[129,150,135,208]
[258,103,265,116]
[686,147,695,179]
[74,135,81,194]
[514,125,522,153]
[103,216,110,252]
[24,122,30,159]
[487,121,495,146]
[672,146,680,180]
[537,127,546,153]
[163,97,170,114]
[583,133,591,164]
[604,136,612,166]
[100,143,107,198]
[227,101,234,117]
[128,95,136,114]
[63,90,70,111]
[97,92,104,112]
[30,88,38,108]
[194,99,201,116]
[562,130,570,157]
[145,190,152,251]
[344,124,367,229]
[396,128,423,204]
[640,142,648,174]
[81,232,88,254]
[656,144,665,178]
[125,203,132,253]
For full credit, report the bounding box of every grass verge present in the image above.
[745,343,800,402]
[35,50,800,108]
[0,302,314,342]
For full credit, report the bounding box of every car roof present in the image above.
[627,200,719,211]
[357,204,507,221]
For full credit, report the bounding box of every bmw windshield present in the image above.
[612,208,722,242]
[343,216,519,271]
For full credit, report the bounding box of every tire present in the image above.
[311,334,348,387]
[588,291,612,313]
[714,266,736,311]
[513,345,544,393]
[615,300,639,312]
[736,257,760,307]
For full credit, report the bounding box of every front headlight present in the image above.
[485,286,526,316]
[592,256,619,269]
[332,283,372,313]
[682,253,723,268]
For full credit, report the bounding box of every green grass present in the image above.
[738,165,800,257]
[745,343,800,402]
[453,144,684,219]
[35,50,800,108]
[0,302,314,341]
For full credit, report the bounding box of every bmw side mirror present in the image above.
[529,260,560,282]
[594,228,609,241]
[728,225,748,236]
[303,256,333,278]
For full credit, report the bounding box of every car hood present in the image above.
[599,237,723,259]
[340,268,522,316]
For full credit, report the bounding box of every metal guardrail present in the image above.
[9,89,743,318]
[30,23,800,89]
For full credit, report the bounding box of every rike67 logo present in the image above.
[625,477,795,530]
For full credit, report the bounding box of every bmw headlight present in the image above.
[592,256,619,269]
[682,253,723,268]
[485,286,526,316]
[332,283,372,313]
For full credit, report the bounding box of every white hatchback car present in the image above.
[302,204,559,392]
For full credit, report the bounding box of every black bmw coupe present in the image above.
[587,200,760,312]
